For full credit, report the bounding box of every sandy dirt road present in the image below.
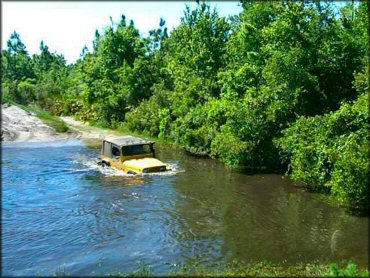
[1,104,121,144]
[1,104,72,142]
[60,116,122,146]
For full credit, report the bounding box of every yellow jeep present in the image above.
[99,136,169,174]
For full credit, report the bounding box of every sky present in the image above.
[2,1,243,64]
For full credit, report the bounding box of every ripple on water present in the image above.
[71,153,184,178]
[2,140,369,276]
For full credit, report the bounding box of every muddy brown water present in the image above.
[2,139,368,275]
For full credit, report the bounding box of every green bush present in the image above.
[327,263,369,277]
[276,92,369,207]
[2,2,368,207]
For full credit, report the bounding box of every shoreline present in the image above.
[2,104,369,213]
[1,104,123,144]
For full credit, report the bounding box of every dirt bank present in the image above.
[60,116,120,140]
[1,104,121,143]
[1,104,72,142]
[60,116,122,146]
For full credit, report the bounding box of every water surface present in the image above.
[2,139,368,275]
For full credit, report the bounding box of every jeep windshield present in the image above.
[122,144,152,156]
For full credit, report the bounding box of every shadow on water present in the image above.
[344,206,370,217]
[2,139,369,276]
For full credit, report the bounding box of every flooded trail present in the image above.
[2,138,368,276]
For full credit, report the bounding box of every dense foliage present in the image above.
[276,73,369,206]
[109,261,369,277]
[2,1,368,207]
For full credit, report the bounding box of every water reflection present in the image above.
[2,140,368,276]
[170,157,368,267]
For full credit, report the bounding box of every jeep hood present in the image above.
[123,157,165,169]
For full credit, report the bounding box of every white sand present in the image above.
[1,104,70,142]
[61,116,121,141]
[1,104,123,143]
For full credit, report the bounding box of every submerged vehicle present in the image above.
[99,136,170,174]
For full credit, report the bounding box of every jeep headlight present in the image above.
[143,168,149,173]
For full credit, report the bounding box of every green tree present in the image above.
[276,68,369,207]
[2,31,35,103]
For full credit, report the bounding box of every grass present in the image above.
[51,261,369,277]
[32,109,69,133]
[165,261,369,277]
